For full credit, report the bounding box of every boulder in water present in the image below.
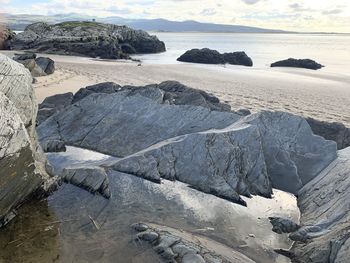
[177,48,253,66]
[271,58,324,70]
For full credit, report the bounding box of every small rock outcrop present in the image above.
[13,53,55,77]
[177,48,253,67]
[132,223,255,263]
[9,21,166,59]
[271,58,324,70]
[0,24,14,50]
[0,54,54,227]
[62,167,111,199]
[269,217,300,234]
[306,117,350,150]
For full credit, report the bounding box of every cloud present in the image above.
[322,9,343,15]
[241,0,261,5]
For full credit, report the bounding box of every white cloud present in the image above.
[2,0,350,32]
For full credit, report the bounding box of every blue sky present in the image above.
[1,0,349,32]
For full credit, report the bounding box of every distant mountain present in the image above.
[2,13,289,33]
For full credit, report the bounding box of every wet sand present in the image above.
[2,51,348,126]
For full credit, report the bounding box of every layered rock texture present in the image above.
[0,54,52,227]
[132,223,255,263]
[37,81,336,206]
[9,21,166,59]
[271,58,324,70]
[269,148,350,262]
[177,48,253,66]
[13,53,55,77]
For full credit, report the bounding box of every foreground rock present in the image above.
[0,24,14,50]
[13,53,55,77]
[133,223,255,263]
[306,117,350,150]
[271,58,324,70]
[37,81,336,205]
[177,48,253,66]
[0,54,54,227]
[270,147,350,262]
[62,167,111,199]
[9,21,166,59]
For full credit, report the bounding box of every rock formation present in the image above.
[37,81,336,205]
[9,21,166,59]
[271,58,324,70]
[0,54,55,227]
[270,147,350,263]
[177,48,253,66]
[0,24,13,50]
[13,53,55,77]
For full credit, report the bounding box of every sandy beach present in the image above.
[2,50,350,125]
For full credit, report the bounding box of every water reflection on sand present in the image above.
[0,147,299,263]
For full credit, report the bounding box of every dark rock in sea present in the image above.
[62,167,111,199]
[9,21,166,59]
[177,48,224,64]
[223,51,253,67]
[177,48,253,66]
[268,217,300,234]
[0,54,56,227]
[306,117,350,150]
[271,58,324,70]
[13,53,56,77]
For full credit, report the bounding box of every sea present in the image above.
[134,32,350,75]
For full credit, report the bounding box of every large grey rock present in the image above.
[37,91,240,158]
[10,21,166,59]
[38,83,337,204]
[72,81,231,112]
[0,54,54,226]
[307,117,350,150]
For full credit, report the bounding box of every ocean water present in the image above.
[134,33,350,74]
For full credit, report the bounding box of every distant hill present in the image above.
[2,13,289,33]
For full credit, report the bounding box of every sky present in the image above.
[1,0,349,33]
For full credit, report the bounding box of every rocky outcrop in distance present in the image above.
[13,53,55,77]
[177,48,253,67]
[37,81,336,206]
[9,21,166,59]
[0,24,14,50]
[271,58,324,70]
[0,54,55,227]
